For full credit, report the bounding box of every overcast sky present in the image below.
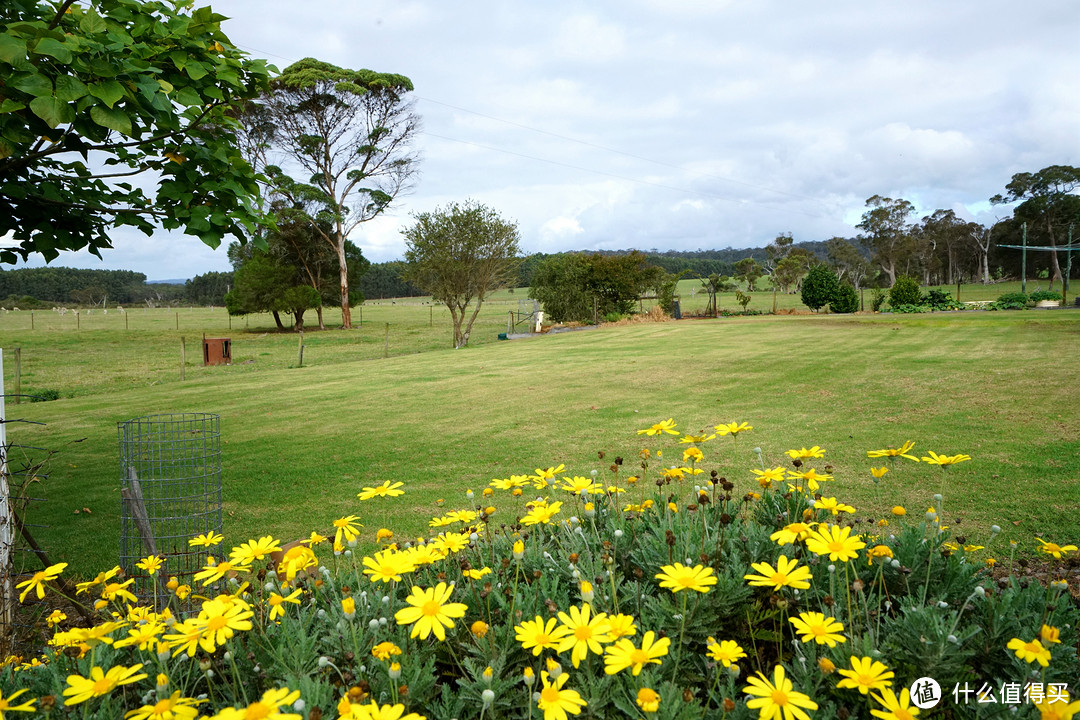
[14,0,1080,279]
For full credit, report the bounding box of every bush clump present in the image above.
[1029,290,1062,303]
[994,292,1029,310]
[828,283,859,313]
[3,423,1076,720]
[800,265,840,312]
[870,287,888,312]
[888,275,923,308]
[27,389,61,402]
[923,289,962,311]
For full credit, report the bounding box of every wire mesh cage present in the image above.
[118,413,221,609]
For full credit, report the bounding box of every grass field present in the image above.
[1,297,1077,577]
[0,280,1058,400]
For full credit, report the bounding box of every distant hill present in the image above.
[147,278,186,285]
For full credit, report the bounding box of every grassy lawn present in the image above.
[3,306,1077,577]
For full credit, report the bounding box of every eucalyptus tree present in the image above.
[857,195,916,286]
[991,165,1080,288]
[258,59,420,328]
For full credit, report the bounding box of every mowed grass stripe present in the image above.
[11,310,1079,575]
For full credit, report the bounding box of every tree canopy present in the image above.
[857,195,915,286]
[0,0,272,263]
[403,201,520,348]
[992,165,1080,287]
[800,263,840,312]
[529,251,664,324]
[247,58,420,329]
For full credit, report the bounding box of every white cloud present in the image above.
[9,0,1078,277]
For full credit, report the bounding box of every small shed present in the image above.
[203,337,231,366]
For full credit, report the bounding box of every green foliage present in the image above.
[770,255,805,293]
[359,262,423,299]
[225,251,320,330]
[828,282,859,313]
[888,275,923,307]
[403,200,521,348]
[28,388,60,402]
[0,0,272,262]
[656,271,686,315]
[1029,290,1062,302]
[244,57,418,328]
[923,289,962,311]
[994,292,1029,310]
[870,288,888,312]
[889,304,928,314]
[734,289,752,310]
[529,251,663,323]
[0,267,147,304]
[184,271,233,306]
[734,257,763,291]
[4,423,1077,720]
[603,311,622,323]
[800,264,840,311]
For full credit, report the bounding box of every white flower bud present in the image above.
[293,700,305,712]
[614,529,623,539]
[482,689,495,706]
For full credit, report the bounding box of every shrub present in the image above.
[888,275,923,307]
[870,287,888,312]
[603,311,622,323]
[924,289,963,311]
[995,292,1029,310]
[828,283,859,313]
[889,303,928,313]
[4,423,1075,720]
[1029,290,1062,302]
[800,264,839,311]
[28,389,61,402]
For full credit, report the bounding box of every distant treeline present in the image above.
[0,266,233,307]
[356,243,837,299]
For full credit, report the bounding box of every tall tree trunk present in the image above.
[293,310,305,332]
[450,305,464,348]
[460,301,485,349]
[1044,216,1062,289]
[337,240,352,329]
[315,305,325,331]
[272,311,286,331]
[883,260,897,287]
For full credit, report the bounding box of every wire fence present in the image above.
[118,413,222,611]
